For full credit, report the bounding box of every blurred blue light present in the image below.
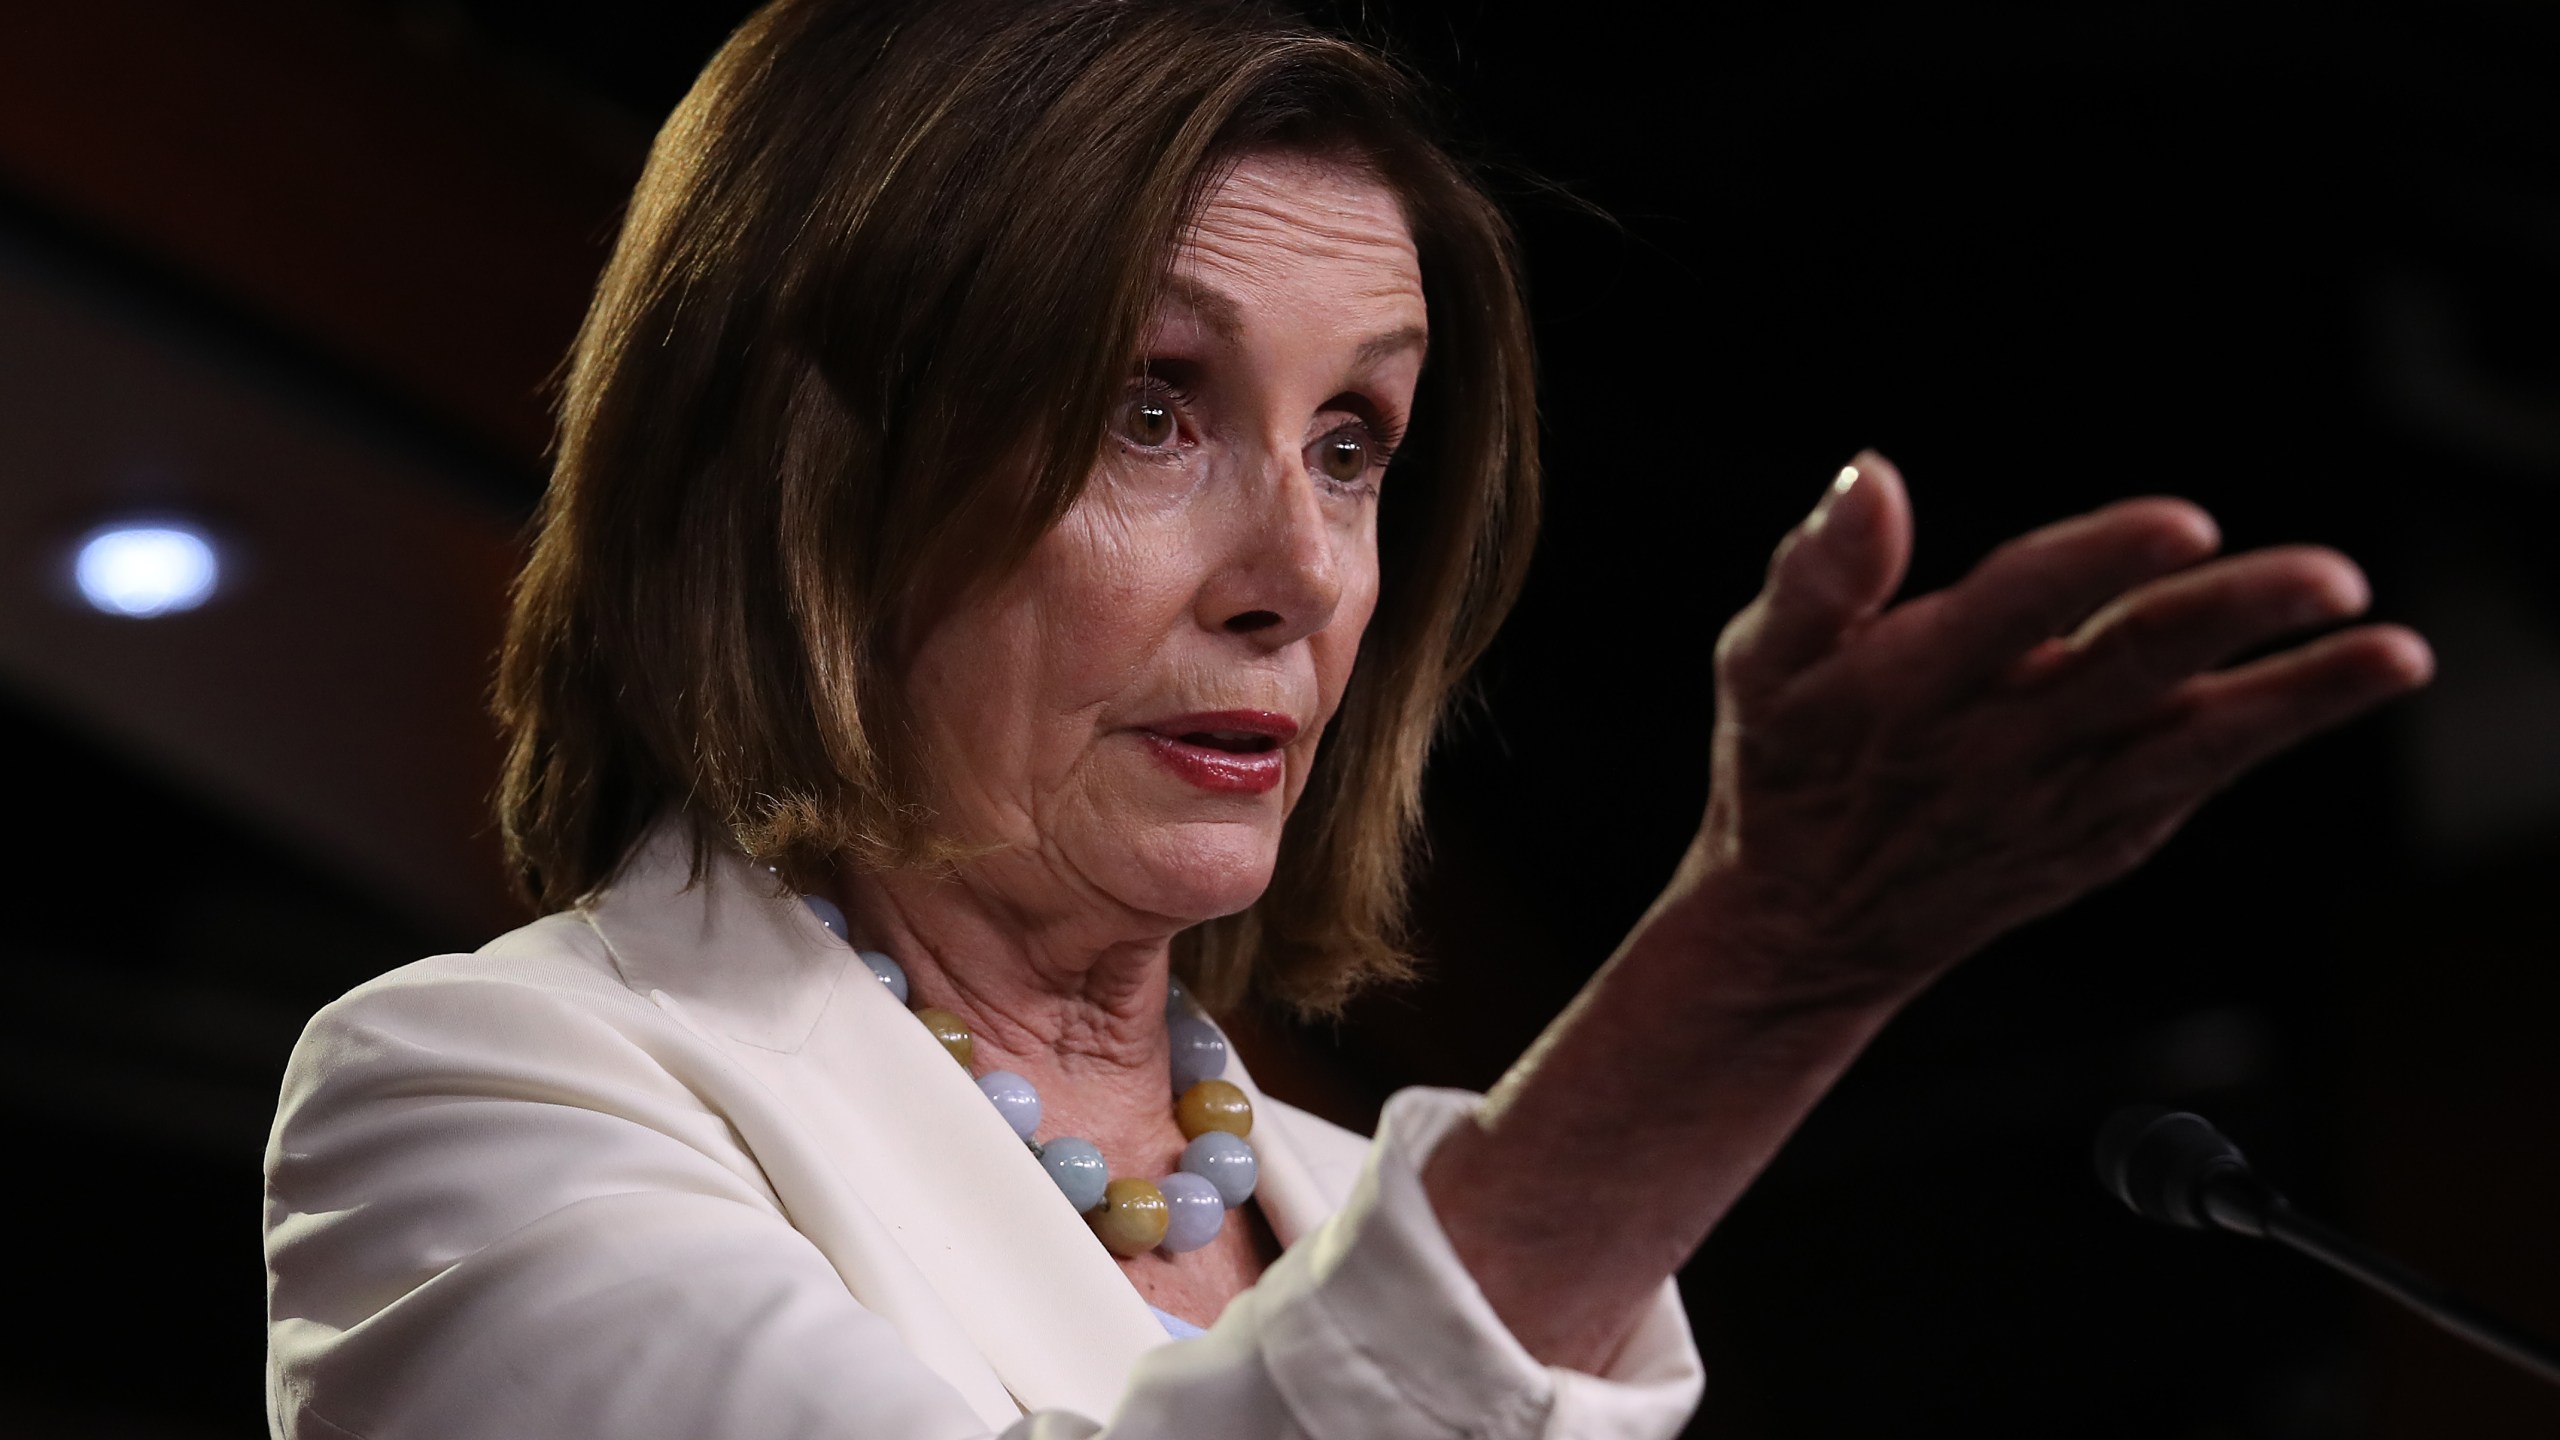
[73,522,221,617]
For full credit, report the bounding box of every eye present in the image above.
[1316,431,1370,485]
[1309,408,1401,492]
[1113,381,1184,451]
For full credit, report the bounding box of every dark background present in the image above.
[2,1,2556,1436]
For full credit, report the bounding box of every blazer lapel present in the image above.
[586,826,1171,1422]
[1221,1059,1332,1250]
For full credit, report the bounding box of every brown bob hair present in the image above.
[495,0,1539,1014]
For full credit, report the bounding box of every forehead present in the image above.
[1166,151,1426,334]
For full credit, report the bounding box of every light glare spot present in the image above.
[74,523,221,617]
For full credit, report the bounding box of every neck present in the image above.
[840,862,1184,1136]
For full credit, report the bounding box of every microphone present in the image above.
[2095,1106,2560,1388]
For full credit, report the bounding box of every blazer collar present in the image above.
[581,819,851,1054]
[581,820,1342,1416]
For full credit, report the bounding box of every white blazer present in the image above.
[263,824,1704,1438]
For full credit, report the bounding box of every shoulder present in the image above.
[269,910,714,1159]
[284,912,642,1067]
[266,910,781,1266]
[343,906,633,1005]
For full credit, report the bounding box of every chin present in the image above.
[1112,819,1281,922]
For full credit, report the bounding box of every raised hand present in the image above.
[1425,452,2432,1375]
[1702,451,2433,1001]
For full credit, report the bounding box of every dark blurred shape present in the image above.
[0,690,452,1434]
[0,0,639,462]
[2128,1006,2275,1099]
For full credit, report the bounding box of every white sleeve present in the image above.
[1104,1087,1704,1440]
[265,981,1701,1440]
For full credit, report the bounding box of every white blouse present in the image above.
[262,824,1704,1438]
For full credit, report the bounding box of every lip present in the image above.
[1136,709,1301,795]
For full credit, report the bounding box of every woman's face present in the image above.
[902,150,1427,930]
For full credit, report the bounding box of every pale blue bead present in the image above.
[1163,977,1190,1018]
[801,894,847,940]
[1179,1129,1256,1208]
[1038,1137,1108,1212]
[855,949,910,1005]
[1156,1170,1225,1253]
[1167,1013,1228,1094]
[976,1070,1041,1141]
[1151,1305,1207,1341]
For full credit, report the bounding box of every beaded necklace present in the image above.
[799,892,1259,1258]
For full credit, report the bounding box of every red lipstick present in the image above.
[1136,710,1300,795]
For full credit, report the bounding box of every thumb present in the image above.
[1717,450,1914,696]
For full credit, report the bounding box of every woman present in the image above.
[261,0,2432,1435]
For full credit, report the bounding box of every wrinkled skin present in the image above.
[1699,454,2421,999]
[1426,452,2431,1368]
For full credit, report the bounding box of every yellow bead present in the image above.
[1087,1177,1169,1257]
[913,1007,973,1069]
[1176,1078,1252,1139]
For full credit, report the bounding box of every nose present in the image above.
[1200,443,1344,648]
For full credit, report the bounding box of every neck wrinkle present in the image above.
[842,864,1179,1090]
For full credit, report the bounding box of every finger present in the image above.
[1716,450,1913,698]
[2100,623,2433,806]
[1904,497,2222,702]
[2021,545,2373,726]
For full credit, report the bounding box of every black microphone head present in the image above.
[2095,1106,2266,1231]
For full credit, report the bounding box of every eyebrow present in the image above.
[1354,324,1429,367]
[1161,277,1430,368]
[1165,276,1246,340]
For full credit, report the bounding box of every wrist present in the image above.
[1638,848,1937,1023]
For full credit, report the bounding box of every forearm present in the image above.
[1421,454,2428,1376]
[1420,852,1913,1372]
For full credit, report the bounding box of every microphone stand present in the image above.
[2200,1174,2560,1388]
[2100,1106,2560,1390]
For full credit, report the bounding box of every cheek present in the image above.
[905,498,1198,782]
[1313,526,1386,722]
[903,602,1040,781]
[1026,502,1199,690]
[1281,550,1379,818]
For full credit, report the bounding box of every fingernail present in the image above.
[1806,461,1862,531]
